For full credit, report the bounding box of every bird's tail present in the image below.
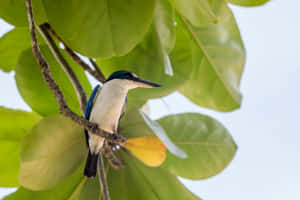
[84,151,99,178]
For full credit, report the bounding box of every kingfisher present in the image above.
[84,70,161,177]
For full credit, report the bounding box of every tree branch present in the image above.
[25,0,126,144]
[38,24,88,113]
[89,58,106,81]
[43,23,106,83]
[98,153,111,200]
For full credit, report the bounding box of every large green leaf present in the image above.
[97,18,193,107]
[158,113,237,180]
[0,27,44,72]
[0,0,47,26]
[171,0,217,26]
[178,1,245,111]
[19,115,87,190]
[42,0,156,58]
[15,45,92,116]
[4,164,90,200]
[0,107,41,187]
[108,152,201,200]
[228,0,270,6]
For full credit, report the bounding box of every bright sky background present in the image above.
[1,0,300,199]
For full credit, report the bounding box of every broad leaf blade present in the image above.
[42,0,156,58]
[108,152,201,200]
[15,45,92,116]
[19,115,87,190]
[0,107,41,187]
[179,1,245,111]
[4,165,89,200]
[159,113,237,180]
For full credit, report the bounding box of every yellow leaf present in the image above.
[124,137,166,167]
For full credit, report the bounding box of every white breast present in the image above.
[89,80,128,133]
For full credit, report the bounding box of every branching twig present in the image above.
[38,24,88,113]
[103,141,123,170]
[25,0,126,144]
[43,23,106,83]
[98,153,110,200]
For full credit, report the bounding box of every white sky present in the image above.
[1,0,300,199]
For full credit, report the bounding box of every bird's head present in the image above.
[105,70,161,90]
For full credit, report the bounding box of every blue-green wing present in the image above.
[84,84,101,147]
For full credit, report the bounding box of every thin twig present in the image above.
[43,23,106,83]
[38,24,88,113]
[98,153,111,200]
[25,0,126,144]
[89,58,106,81]
[103,141,123,170]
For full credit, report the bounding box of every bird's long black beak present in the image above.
[132,77,162,88]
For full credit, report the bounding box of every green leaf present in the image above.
[42,0,156,58]
[0,0,47,26]
[158,113,237,180]
[178,1,246,111]
[0,27,43,72]
[0,107,41,187]
[228,0,270,6]
[108,152,201,200]
[171,0,217,26]
[153,0,176,75]
[97,18,193,106]
[4,164,90,200]
[15,45,92,116]
[19,115,87,190]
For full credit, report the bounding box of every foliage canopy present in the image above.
[0,0,269,199]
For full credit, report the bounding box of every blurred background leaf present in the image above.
[42,0,156,58]
[0,107,41,187]
[15,45,91,116]
[19,115,87,190]
[4,164,88,200]
[108,152,201,200]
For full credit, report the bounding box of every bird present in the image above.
[84,70,161,177]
